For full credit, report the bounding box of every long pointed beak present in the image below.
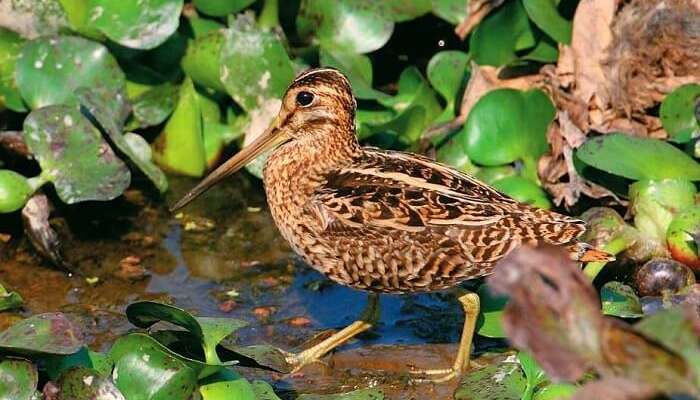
[170,116,285,211]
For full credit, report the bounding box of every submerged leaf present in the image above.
[16,36,125,110]
[297,388,385,400]
[23,105,130,203]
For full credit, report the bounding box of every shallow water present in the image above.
[0,174,501,399]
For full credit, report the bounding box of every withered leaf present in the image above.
[21,194,70,271]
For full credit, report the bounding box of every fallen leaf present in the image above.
[21,194,69,271]
[115,256,149,281]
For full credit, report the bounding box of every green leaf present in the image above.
[0,313,83,356]
[629,179,696,242]
[16,35,125,110]
[378,0,432,22]
[660,83,700,143]
[297,388,385,400]
[0,28,27,112]
[600,281,643,319]
[522,0,572,44]
[152,78,207,177]
[128,83,179,130]
[436,137,478,174]
[199,369,256,400]
[0,359,37,400]
[460,88,555,179]
[110,334,197,400]
[193,0,255,16]
[0,170,34,214]
[319,47,387,100]
[476,284,508,338]
[55,367,124,400]
[491,176,551,210]
[532,383,577,400]
[196,317,248,365]
[87,0,184,50]
[220,14,295,112]
[577,133,700,180]
[182,30,227,93]
[297,0,394,54]
[0,284,23,312]
[43,347,113,381]
[251,380,282,400]
[519,352,547,400]
[455,359,527,400]
[470,0,532,66]
[23,105,131,204]
[427,51,469,121]
[431,0,468,24]
[77,88,168,193]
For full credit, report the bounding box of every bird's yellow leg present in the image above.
[409,288,480,383]
[287,293,380,372]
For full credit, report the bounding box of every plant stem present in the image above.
[583,235,630,280]
[258,0,279,29]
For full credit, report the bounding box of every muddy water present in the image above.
[0,174,501,399]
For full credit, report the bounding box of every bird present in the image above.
[171,67,613,382]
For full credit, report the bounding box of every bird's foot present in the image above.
[407,366,461,383]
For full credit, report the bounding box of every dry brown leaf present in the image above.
[21,194,70,271]
[455,0,505,39]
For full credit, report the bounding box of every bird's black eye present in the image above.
[296,91,314,107]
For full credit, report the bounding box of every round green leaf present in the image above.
[460,88,555,170]
[297,0,394,54]
[522,0,572,44]
[577,133,700,180]
[427,50,469,121]
[660,83,700,143]
[23,105,131,204]
[193,0,255,16]
[0,359,37,400]
[219,14,295,112]
[600,281,643,319]
[87,0,184,50]
[0,170,34,213]
[377,0,432,22]
[431,0,468,25]
[491,176,551,210]
[182,30,226,93]
[0,28,26,112]
[319,47,387,100]
[56,367,124,400]
[16,35,125,110]
[110,334,197,400]
[128,83,179,129]
[436,137,477,174]
[199,369,256,400]
[470,0,532,66]
[0,313,84,356]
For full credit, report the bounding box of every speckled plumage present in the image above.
[260,68,607,294]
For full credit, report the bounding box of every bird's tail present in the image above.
[566,241,615,262]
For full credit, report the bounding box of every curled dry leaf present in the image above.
[454,0,505,39]
[0,131,30,158]
[21,193,69,271]
[488,245,697,396]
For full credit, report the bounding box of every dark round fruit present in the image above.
[633,258,695,297]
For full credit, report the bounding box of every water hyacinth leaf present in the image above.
[297,388,385,400]
[374,105,427,145]
[44,347,113,381]
[577,133,700,180]
[23,106,130,203]
[77,88,168,193]
[454,360,527,400]
[193,0,255,16]
[0,28,26,112]
[0,359,37,400]
[56,367,124,400]
[436,137,477,174]
[199,369,256,400]
[0,312,83,356]
[196,317,249,365]
[470,0,531,66]
[522,0,572,44]
[219,344,293,373]
[476,284,508,338]
[16,36,125,110]
[58,0,104,39]
[148,330,233,379]
[220,14,295,112]
[521,37,559,63]
[87,0,184,50]
[491,176,551,210]
[110,334,197,400]
[533,383,577,400]
[297,0,394,54]
[629,179,696,243]
[189,16,226,38]
[0,283,23,311]
[600,282,643,319]
[251,380,283,400]
[129,83,179,129]
[378,0,431,22]
[378,67,441,116]
[319,48,387,100]
[460,88,555,179]
[427,51,469,121]
[126,301,203,338]
[660,83,700,143]
[0,170,34,213]
[182,30,227,93]
[152,78,207,177]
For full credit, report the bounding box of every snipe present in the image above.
[172,67,612,381]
